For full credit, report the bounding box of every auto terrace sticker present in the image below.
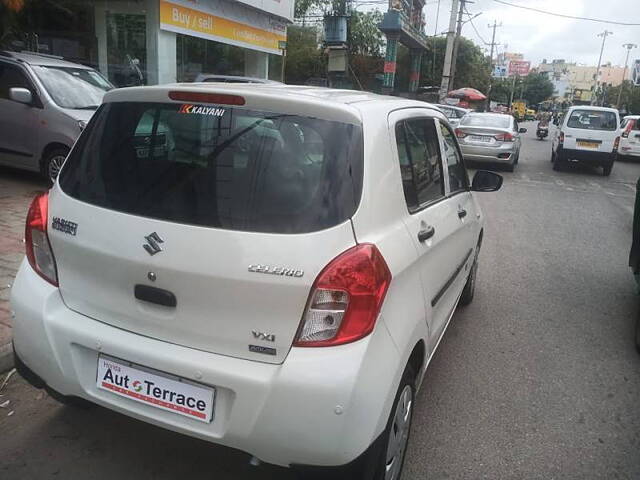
[178,104,226,116]
[97,356,214,423]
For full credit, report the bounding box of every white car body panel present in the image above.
[11,85,488,470]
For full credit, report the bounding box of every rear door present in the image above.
[390,112,467,347]
[50,99,363,364]
[436,120,478,305]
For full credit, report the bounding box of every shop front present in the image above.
[2,0,292,87]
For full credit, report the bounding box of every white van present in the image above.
[551,106,620,176]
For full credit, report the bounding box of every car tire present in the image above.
[552,153,564,171]
[505,159,515,172]
[460,243,480,307]
[551,149,556,163]
[41,147,70,184]
[369,365,415,480]
[602,162,613,176]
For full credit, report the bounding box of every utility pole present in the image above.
[432,0,442,77]
[439,0,460,101]
[509,74,517,107]
[485,20,501,111]
[448,0,467,92]
[617,43,638,109]
[592,30,613,105]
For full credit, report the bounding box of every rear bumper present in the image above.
[558,147,616,164]
[10,260,401,468]
[460,142,517,163]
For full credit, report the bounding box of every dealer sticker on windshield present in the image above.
[178,104,226,116]
[97,356,214,423]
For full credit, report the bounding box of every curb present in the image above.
[0,342,13,374]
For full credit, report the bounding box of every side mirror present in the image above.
[471,170,503,192]
[519,127,527,133]
[9,87,32,105]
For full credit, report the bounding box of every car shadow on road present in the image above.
[26,399,296,480]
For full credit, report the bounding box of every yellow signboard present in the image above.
[159,0,286,54]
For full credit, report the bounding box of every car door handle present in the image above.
[417,225,435,242]
[458,208,467,219]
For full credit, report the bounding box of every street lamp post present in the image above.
[617,43,638,110]
[592,30,613,106]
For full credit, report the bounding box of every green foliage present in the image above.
[421,36,490,91]
[606,81,640,114]
[348,10,384,58]
[521,73,554,105]
[284,25,326,84]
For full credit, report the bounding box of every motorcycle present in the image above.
[536,123,549,140]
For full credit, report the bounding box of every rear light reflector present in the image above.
[294,244,392,347]
[613,136,620,153]
[559,132,564,145]
[454,128,466,139]
[25,193,58,286]
[168,91,246,105]
[494,132,514,142]
[498,153,511,159]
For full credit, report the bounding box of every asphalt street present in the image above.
[1,122,639,479]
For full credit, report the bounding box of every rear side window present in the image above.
[567,110,617,131]
[438,122,468,193]
[395,119,444,211]
[60,102,363,234]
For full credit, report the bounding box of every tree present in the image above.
[348,10,384,58]
[284,25,326,84]
[607,81,640,114]
[521,73,554,106]
[421,36,490,91]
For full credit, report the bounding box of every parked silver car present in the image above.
[455,113,526,172]
[434,104,470,128]
[0,51,113,181]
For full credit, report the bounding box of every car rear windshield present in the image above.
[460,115,510,128]
[566,110,617,131]
[59,102,363,234]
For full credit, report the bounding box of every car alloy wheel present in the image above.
[48,154,67,181]
[385,384,413,480]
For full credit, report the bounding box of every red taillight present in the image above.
[168,91,246,105]
[613,136,620,152]
[559,132,565,144]
[25,193,58,286]
[455,128,466,139]
[622,120,635,138]
[294,244,392,347]
[494,132,514,142]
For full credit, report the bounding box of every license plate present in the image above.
[470,135,491,143]
[577,140,599,149]
[97,356,215,423]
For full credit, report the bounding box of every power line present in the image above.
[465,8,489,45]
[492,0,640,26]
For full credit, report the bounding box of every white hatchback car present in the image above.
[620,115,640,161]
[11,85,502,479]
[551,105,621,176]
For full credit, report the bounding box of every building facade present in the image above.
[3,0,293,86]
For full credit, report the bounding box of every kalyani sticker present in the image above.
[97,356,215,423]
[179,104,226,116]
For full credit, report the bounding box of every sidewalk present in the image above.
[0,169,46,372]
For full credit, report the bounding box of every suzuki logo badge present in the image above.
[143,232,164,256]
